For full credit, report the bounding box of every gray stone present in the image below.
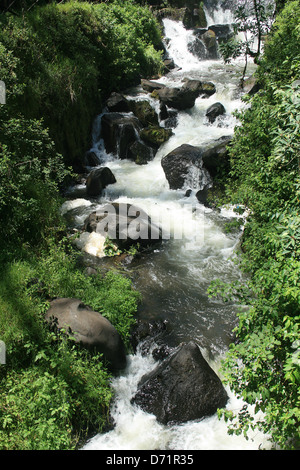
[45,298,127,371]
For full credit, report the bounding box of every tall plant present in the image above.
[219,0,275,86]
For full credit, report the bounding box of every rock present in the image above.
[86,167,116,197]
[188,37,207,60]
[206,102,226,123]
[141,79,166,93]
[83,202,163,250]
[201,135,232,177]
[128,140,155,165]
[196,184,210,206]
[157,85,199,110]
[183,5,207,29]
[163,58,176,74]
[84,150,101,167]
[129,100,159,127]
[200,29,219,59]
[140,126,173,149]
[200,81,216,97]
[130,319,170,354]
[208,24,234,43]
[106,92,131,113]
[159,103,178,128]
[101,112,142,158]
[131,341,228,425]
[45,298,127,371]
[161,144,212,190]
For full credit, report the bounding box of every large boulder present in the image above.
[161,144,212,190]
[131,341,229,425]
[45,298,127,371]
[86,167,116,197]
[156,85,199,110]
[83,202,163,249]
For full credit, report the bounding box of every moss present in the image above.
[140,125,173,147]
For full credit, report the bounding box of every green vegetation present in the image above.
[0,0,163,168]
[209,1,300,449]
[0,0,160,450]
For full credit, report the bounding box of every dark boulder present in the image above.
[45,298,127,371]
[129,100,159,127]
[131,341,229,425]
[106,92,131,113]
[128,140,155,165]
[161,144,212,190]
[201,135,232,177]
[101,113,142,158]
[84,150,101,167]
[83,202,163,250]
[206,102,226,123]
[157,85,199,110]
[86,167,116,197]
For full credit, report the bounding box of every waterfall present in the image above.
[61,5,272,452]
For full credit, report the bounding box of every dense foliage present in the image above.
[209,0,300,449]
[0,0,163,168]
[0,0,158,450]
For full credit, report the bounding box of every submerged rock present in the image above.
[132,341,228,425]
[45,298,127,371]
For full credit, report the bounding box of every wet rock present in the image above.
[101,112,142,158]
[130,319,170,354]
[208,24,234,43]
[159,103,178,128]
[140,126,173,149]
[195,184,210,206]
[201,135,232,177]
[206,102,226,123]
[200,29,219,59]
[156,85,199,110]
[45,298,127,371]
[83,202,163,250]
[132,341,228,425]
[129,100,159,127]
[141,79,166,93]
[84,150,101,167]
[161,144,212,190]
[86,167,116,197]
[128,140,155,165]
[106,92,131,113]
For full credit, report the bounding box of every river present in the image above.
[63,8,272,451]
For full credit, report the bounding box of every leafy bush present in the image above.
[210,1,300,449]
[0,0,163,167]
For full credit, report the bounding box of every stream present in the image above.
[63,7,272,451]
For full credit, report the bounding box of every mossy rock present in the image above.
[140,126,173,148]
[129,100,159,127]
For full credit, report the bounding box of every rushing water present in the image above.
[63,12,272,450]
